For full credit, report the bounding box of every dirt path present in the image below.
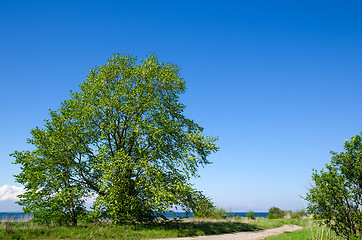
[151,225,303,240]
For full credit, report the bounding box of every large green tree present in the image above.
[305,133,362,239]
[12,53,218,224]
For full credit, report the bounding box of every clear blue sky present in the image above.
[1,0,362,212]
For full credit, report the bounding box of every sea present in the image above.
[0,212,269,222]
[165,212,269,219]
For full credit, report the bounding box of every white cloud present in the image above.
[0,185,24,201]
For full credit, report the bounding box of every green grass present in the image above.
[0,217,297,240]
[0,217,327,240]
[267,220,342,240]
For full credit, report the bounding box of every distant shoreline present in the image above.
[0,212,270,222]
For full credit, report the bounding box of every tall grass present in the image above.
[1,214,33,222]
[314,226,340,240]
[267,226,342,240]
[0,215,342,240]
[267,217,342,240]
[0,217,304,240]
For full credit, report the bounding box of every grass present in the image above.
[267,218,343,240]
[0,217,301,240]
[267,227,343,240]
[0,216,338,240]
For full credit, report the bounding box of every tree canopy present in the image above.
[305,133,362,239]
[12,53,218,224]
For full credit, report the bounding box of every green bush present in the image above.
[290,209,307,219]
[234,215,242,220]
[267,207,285,219]
[210,207,228,219]
[193,198,227,219]
[306,133,362,239]
[246,211,255,220]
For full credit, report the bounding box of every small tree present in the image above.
[267,207,285,219]
[305,133,362,239]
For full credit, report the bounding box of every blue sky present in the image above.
[1,0,362,212]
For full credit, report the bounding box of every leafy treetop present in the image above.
[12,53,219,224]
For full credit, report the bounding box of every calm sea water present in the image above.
[0,212,269,221]
[165,212,269,219]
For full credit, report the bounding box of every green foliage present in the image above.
[246,211,256,220]
[193,205,228,219]
[11,146,87,226]
[268,209,307,219]
[305,133,362,240]
[209,207,228,219]
[290,209,307,219]
[267,207,285,219]
[12,53,218,225]
[192,197,227,219]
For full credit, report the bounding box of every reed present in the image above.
[0,214,32,222]
[310,224,342,240]
[267,219,343,240]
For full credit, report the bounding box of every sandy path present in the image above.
[151,224,303,240]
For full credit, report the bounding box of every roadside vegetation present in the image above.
[267,221,343,240]
[266,207,308,220]
[0,217,286,239]
[0,215,313,240]
[0,209,351,240]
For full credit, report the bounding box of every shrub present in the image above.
[267,207,285,219]
[290,209,307,219]
[234,215,242,220]
[246,211,255,220]
[193,198,227,219]
[305,133,362,239]
[210,207,228,219]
